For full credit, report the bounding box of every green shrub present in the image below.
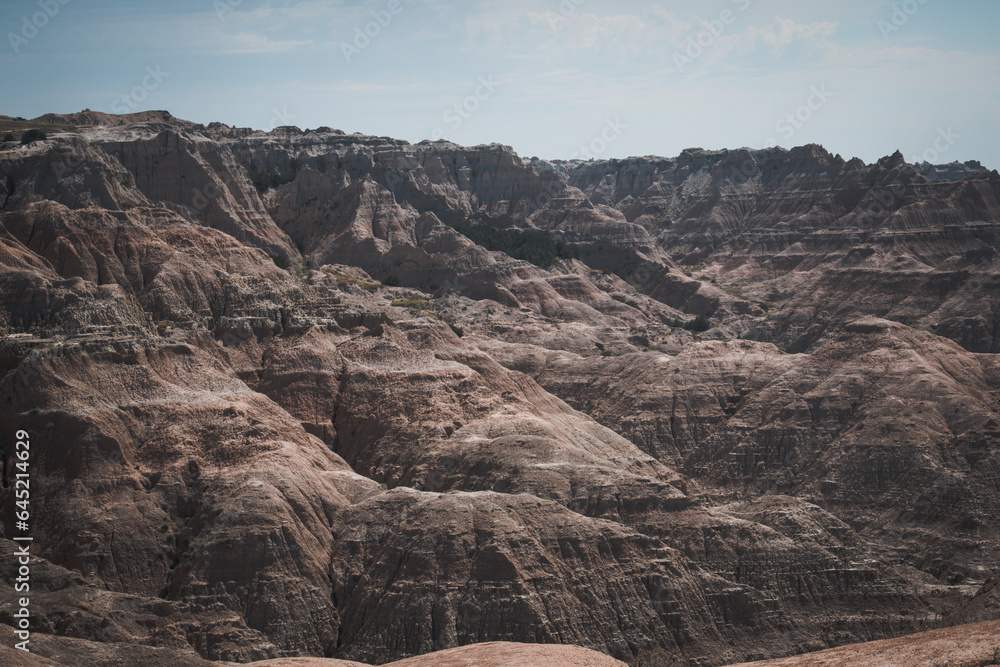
[684,313,713,332]
[2,133,14,142]
[269,254,291,270]
[381,274,401,287]
[324,268,381,292]
[671,314,713,332]
[20,129,47,144]
[449,222,580,267]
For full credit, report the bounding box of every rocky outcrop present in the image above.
[2,112,999,666]
[0,134,151,212]
[98,130,297,259]
[727,619,1000,667]
[489,320,1000,594]
[562,146,1000,352]
[0,625,628,667]
[914,159,989,182]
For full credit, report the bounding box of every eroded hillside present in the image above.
[1,112,998,666]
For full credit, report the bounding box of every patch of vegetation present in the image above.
[61,597,106,618]
[381,273,401,287]
[719,282,748,298]
[269,253,291,270]
[113,186,138,210]
[670,313,713,332]
[450,222,581,267]
[323,268,381,292]
[20,128,47,144]
[0,118,75,137]
[1,133,14,142]
[677,262,704,278]
[982,647,1000,666]
[391,297,444,321]
[249,170,294,193]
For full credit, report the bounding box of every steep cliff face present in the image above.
[1,112,999,667]
[98,129,298,259]
[563,146,1000,352]
[221,128,714,310]
[0,135,150,212]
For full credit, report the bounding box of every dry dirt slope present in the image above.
[0,626,628,667]
[727,620,1000,667]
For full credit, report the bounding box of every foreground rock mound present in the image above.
[727,619,1000,667]
[0,628,627,667]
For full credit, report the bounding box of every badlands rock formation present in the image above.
[728,619,1000,667]
[1,111,998,666]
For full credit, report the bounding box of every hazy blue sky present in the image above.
[2,0,999,167]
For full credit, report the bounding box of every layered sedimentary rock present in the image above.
[1,112,999,666]
[563,146,1000,352]
[728,619,1000,667]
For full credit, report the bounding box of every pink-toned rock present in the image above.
[726,620,1000,667]
[384,641,629,667]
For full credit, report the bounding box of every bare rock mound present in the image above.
[727,620,1000,667]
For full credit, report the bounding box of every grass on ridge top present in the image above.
[0,117,77,136]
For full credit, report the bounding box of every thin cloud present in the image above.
[202,32,313,55]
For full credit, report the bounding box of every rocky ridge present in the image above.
[1,111,998,666]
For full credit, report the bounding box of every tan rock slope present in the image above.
[726,619,1000,667]
[0,625,626,667]
[1,111,998,666]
